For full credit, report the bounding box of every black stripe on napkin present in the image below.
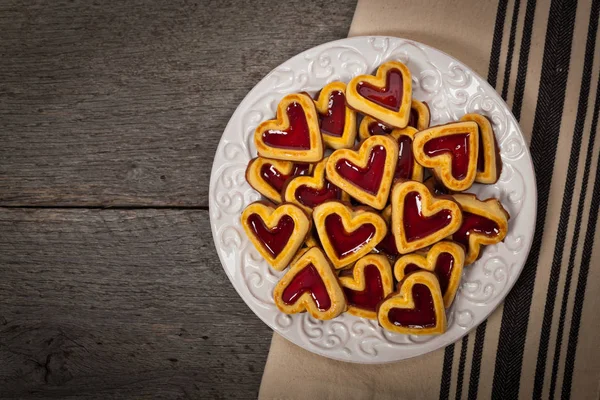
[467,320,487,400]
[511,0,537,121]
[455,336,469,400]
[535,1,599,397]
[562,72,600,400]
[439,344,455,400]
[491,0,578,398]
[501,0,521,100]
[487,0,509,89]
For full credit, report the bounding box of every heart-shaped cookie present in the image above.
[338,254,394,319]
[408,100,431,131]
[254,93,324,162]
[452,194,510,265]
[358,115,394,141]
[389,127,424,182]
[377,270,447,335]
[347,61,412,128]
[413,121,480,191]
[358,100,430,141]
[394,241,465,308]
[326,135,398,209]
[283,157,349,213]
[241,201,311,271]
[375,205,400,257]
[313,201,387,269]
[273,247,347,320]
[390,181,463,254]
[314,81,357,149]
[460,113,502,184]
[246,157,311,203]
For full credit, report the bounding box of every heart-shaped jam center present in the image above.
[404,252,455,296]
[395,136,415,180]
[260,163,310,192]
[376,232,399,256]
[247,214,294,257]
[388,284,436,328]
[325,214,376,258]
[357,69,404,111]
[262,103,311,150]
[343,265,384,311]
[334,145,387,195]
[408,107,420,129]
[319,90,346,137]
[403,192,452,242]
[368,121,393,136]
[295,181,342,208]
[453,212,500,253]
[423,133,471,180]
[281,263,331,311]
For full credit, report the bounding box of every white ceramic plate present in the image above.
[209,36,536,363]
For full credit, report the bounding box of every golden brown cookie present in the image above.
[283,157,349,213]
[314,81,357,149]
[326,135,398,209]
[254,93,324,162]
[241,201,311,271]
[390,181,462,254]
[313,201,387,269]
[338,254,394,319]
[377,271,446,335]
[346,61,412,128]
[246,157,311,203]
[413,121,479,191]
[393,241,465,308]
[273,247,347,320]
[460,113,502,184]
[451,194,510,265]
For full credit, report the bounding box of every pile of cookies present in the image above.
[240,61,509,335]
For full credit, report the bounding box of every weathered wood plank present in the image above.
[0,0,357,207]
[0,208,272,399]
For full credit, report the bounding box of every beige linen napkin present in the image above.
[260,0,600,398]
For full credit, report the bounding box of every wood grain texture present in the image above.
[0,208,274,399]
[0,0,357,207]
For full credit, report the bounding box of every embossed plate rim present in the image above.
[209,36,537,363]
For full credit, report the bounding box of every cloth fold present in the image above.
[260,0,600,398]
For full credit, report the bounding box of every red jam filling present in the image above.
[395,135,415,180]
[319,90,346,137]
[357,69,404,111]
[282,263,331,311]
[262,102,311,150]
[334,145,387,195]
[260,163,310,192]
[403,252,454,296]
[388,284,436,328]
[367,121,393,136]
[247,214,294,257]
[325,214,376,258]
[295,181,342,208]
[423,133,471,180]
[453,212,500,253]
[376,232,399,256]
[403,192,452,242]
[408,107,420,128]
[343,265,384,311]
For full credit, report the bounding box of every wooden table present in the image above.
[0,1,356,398]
